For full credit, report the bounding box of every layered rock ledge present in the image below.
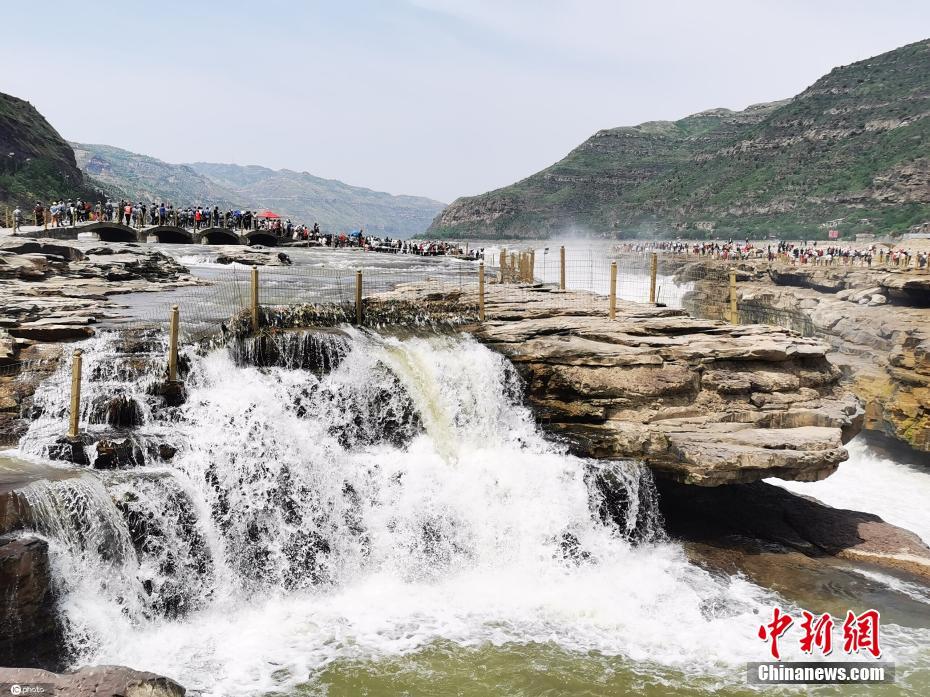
[674,257,930,453]
[374,281,863,486]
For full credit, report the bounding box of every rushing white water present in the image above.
[12,330,930,695]
[770,437,930,546]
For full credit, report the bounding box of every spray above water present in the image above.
[14,328,904,695]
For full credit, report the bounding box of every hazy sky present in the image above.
[4,1,928,202]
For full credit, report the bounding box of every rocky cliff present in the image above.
[429,39,930,239]
[0,93,97,210]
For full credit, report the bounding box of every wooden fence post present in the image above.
[499,247,507,282]
[609,261,617,320]
[529,249,535,282]
[251,266,259,332]
[559,246,566,290]
[355,269,363,325]
[68,349,83,439]
[729,269,738,324]
[168,305,179,382]
[478,262,485,322]
[649,252,658,303]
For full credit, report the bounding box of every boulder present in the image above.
[0,535,62,668]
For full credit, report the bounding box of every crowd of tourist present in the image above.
[287,225,481,257]
[9,197,481,259]
[616,239,929,270]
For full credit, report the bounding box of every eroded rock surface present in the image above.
[0,665,185,696]
[678,257,930,453]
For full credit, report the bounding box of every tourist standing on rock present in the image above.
[12,206,22,231]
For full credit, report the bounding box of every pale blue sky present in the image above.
[3,1,928,202]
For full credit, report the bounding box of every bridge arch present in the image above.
[146,226,194,244]
[84,222,139,243]
[244,231,279,247]
[199,227,243,245]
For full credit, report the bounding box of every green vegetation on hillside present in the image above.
[429,39,930,240]
[0,93,96,210]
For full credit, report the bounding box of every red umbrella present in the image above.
[256,210,280,219]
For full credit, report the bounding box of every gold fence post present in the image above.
[68,349,83,439]
[649,252,658,303]
[510,253,517,282]
[250,266,259,333]
[729,269,738,324]
[168,305,179,382]
[499,247,507,282]
[559,246,566,290]
[478,261,485,322]
[609,261,617,320]
[529,249,535,282]
[355,269,363,325]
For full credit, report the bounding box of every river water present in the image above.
[4,243,930,695]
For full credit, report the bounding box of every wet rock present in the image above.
[230,329,350,373]
[0,535,63,669]
[103,394,143,428]
[93,437,145,469]
[47,434,92,466]
[215,250,292,266]
[0,665,185,696]
[658,478,930,581]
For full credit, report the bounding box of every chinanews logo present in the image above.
[749,607,894,685]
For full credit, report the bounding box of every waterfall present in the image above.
[14,328,803,694]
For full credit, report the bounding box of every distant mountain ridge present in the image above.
[429,38,930,239]
[72,143,445,238]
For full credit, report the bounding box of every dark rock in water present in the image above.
[657,479,930,580]
[149,379,187,407]
[556,531,592,565]
[85,246,115,255]
[113,478,212,618]
[231,329,350,373]
[322,362,424,450]
[87,394,143,428]
[0,490,33,535]
[157,443,177,461]
[47,434,92,466]
[0,535,64,670]
[584,461,663,544]
[0,665,185,696]
[281,529,332,588]
[93,437,145,469]
[277,252,292,265]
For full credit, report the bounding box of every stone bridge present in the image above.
[29,222,280,246]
